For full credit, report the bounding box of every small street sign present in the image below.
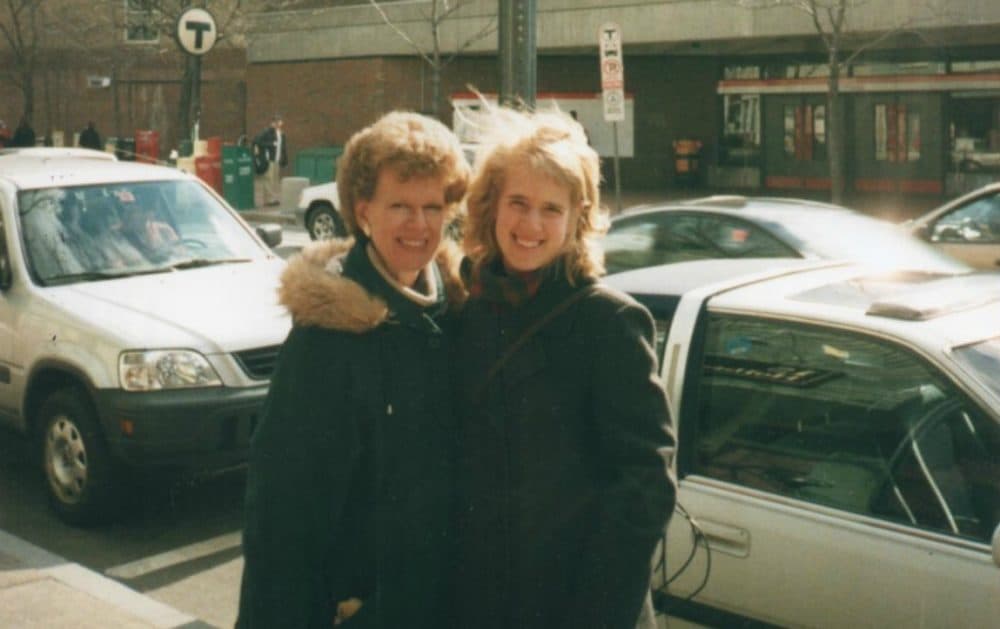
[176,8,218,56]
[599,22,625,122]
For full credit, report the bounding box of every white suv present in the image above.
[0,148,291,524]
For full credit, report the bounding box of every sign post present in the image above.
[599,22,625,212]
[176,8,218,144]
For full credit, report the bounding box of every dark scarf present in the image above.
[461,257,567,308]
[341,240,447,333]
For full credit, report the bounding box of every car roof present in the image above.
[0,149,187,190]
[606,259,1000,349]
[614,195,858,224]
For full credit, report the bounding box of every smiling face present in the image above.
[356,167,447,286]
[494,162,575,273]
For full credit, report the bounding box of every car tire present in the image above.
[39,388,119,526]
[307,203,346,241]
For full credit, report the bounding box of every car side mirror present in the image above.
[255,223,283,248]
[992,522,1000,569]
[912,223,931,241]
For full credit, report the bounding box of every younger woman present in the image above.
[455,108,676,629]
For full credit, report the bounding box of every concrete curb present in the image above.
[0,530,209,629]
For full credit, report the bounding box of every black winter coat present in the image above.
[454,269,677,629]
[253,126,288,166]
[238,239,459,629]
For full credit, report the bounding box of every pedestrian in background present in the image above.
[453,106,676,629]
[253,114,288,206]
[11,117,36,148]
[79,121,102,151]
[0,120,11,148]
[237,111,470,628]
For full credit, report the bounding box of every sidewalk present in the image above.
[0,530,211,629]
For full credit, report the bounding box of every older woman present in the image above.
[237,111,469,628]
[454,108,676,629]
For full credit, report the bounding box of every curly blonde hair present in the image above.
[462,107,608,281]
[336,111,470,238]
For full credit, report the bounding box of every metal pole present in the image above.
[498,0,536,108]
[191,54,202,143]
[612,121,622,213]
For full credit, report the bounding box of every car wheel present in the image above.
[307,203,346,241]
[39,388,118,526]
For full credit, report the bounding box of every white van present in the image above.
[0,148,291,524]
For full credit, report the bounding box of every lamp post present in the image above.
[498,0,536,109]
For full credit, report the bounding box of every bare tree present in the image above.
[738,0,941,203]
[368,0,496,119]
[0,0,47,122]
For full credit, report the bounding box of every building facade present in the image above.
[246,0,1000,196]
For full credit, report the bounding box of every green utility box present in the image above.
[294,146,344,185]
[222,145,255,210]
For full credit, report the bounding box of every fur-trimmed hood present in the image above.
[278,238,467,333]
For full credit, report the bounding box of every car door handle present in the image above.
[696,519,751,558]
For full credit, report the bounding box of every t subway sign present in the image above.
[599,22,625,122]
[176,8,218,56]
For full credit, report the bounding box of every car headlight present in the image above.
[119,350,222,391]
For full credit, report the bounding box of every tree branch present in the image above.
[367,0,435,66]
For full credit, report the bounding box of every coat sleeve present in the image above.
[563,298,676,629]
[237,326,360,629]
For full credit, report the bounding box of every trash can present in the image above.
[115,137,136,161]
[673,139,703,185]
[294,146,344,184]
[222,145,255,210]
[135,130,160,164]
[195,155,223,194]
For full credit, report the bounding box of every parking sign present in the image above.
[599,22,625,122]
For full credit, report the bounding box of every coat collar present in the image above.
[279,238,466,333]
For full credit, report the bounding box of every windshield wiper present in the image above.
[44,268,173,285]
[167,258,252,270]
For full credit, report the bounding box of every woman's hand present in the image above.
[333,597,363,626]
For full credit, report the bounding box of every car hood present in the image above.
[45,259,290,353]
[298,181,339,209]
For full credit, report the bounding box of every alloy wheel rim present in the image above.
[313,212,337,240]
[45,415,88,505]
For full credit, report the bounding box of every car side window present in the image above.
[603,214,713,273]
[688,314,1000,543]
[932,192,1000,244]
[698,215,797,259]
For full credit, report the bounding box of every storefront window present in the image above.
[721,94,760,166]
[874,102,921,162]
[723,65,760,80]
[783,103,826,162]
[948,95,1000,173]
[854,61,945,76]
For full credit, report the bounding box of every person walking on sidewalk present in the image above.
[237,111,470,628]
[79,121,102,151]
[10,117,36,148]
[453,106,676,629]
[253,114,288,206]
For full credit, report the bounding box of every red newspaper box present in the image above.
[135,130,160,164]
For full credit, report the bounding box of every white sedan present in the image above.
[605,258,1000,627]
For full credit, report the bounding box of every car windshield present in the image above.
[952,337,1000,401]
[18,180,267,285]
[765,211,970,272]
